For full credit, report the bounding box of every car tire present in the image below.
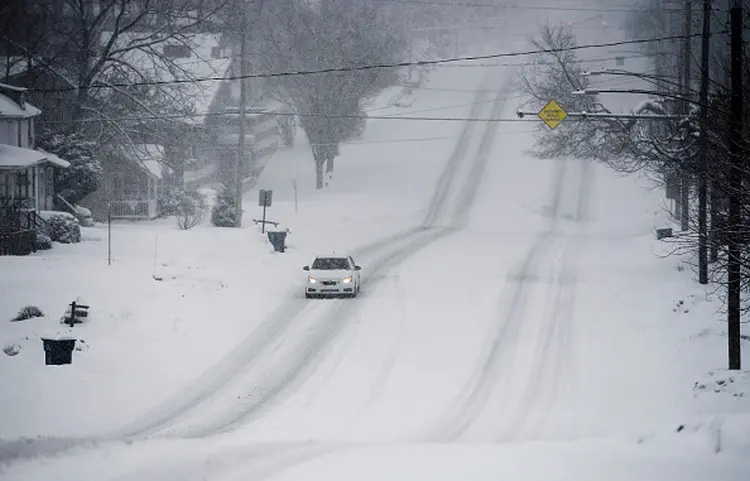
[305,293,313,299]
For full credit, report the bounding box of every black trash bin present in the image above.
[267,231,287,253]
[42,338,77,365]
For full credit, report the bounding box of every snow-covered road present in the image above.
[103,64,516,441]
[2,39,749,481]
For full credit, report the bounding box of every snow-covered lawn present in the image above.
[0,63,488,439]
[0,56,748,481]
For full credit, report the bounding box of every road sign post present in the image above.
[258,189,273,233]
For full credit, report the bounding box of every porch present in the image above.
[0,144,69,211]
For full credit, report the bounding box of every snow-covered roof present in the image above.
[0,144,70,169]
[0,83,41,119]
[122,143,166,179]
[99,32,231,125]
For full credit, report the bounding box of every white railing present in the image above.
[109,199,157,219]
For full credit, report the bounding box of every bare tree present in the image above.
[2,0,230,170]
[252,0,408,189]
[524,17,750,329]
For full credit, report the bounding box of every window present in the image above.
[311,258,351,270]
[46,166,54,194]
[211,46,222,58]
[0,172,7,198]
[163,44,191,58]
[16,171,29,198]
[28,119,35,148]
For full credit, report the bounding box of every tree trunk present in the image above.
[316,158,325,190]
[710,182,720,263]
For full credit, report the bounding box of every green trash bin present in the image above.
[267,231,287,253]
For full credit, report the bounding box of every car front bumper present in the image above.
[306,279,355,296]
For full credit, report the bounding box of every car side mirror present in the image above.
[354,266,361,271]
[303,266,310,271]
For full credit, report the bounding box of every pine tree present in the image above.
[211,186,237,227]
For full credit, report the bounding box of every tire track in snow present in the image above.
[416,153,592,442]
[110,442,347,481]
[416,158,569,443]
[496,235,579,441]
[359,271,408,410]
[131,69,512,439]
[498,157,593,441]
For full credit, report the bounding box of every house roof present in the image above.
[0,83,41,119]
[0,144,70,169]
[100,32,231,125]
[122,143,166,179]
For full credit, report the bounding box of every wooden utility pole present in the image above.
[727,0,743,370]
[697,0,711,285]
[679,0,692,232]
[235,3,249,228]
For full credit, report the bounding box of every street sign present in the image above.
[538,100,568,129]
[259,189,273,207]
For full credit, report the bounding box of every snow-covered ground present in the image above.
[1,38,749,481]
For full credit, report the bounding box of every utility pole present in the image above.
[235,3,249,228]
[697,0,711,285]
[727,0,743,370]
[679,0,692,232]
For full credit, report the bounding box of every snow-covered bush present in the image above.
[34,232,52,250]
[3,343,21,356]
[43,212,81,244]
[211,186,238,227]
[176,189,207,230]
[11,305,44,322]
[37,130,102,205]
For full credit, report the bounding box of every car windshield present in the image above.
[312,258,350,270]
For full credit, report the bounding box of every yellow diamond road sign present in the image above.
[538,100,567,129]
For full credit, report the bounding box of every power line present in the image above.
[374,0,686,13]
[25,31,721,94]
[37,110,541,124]
[437,52,666,69]
[312,128,539,147]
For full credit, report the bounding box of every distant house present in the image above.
[0,82,70,255]
[105,144,169,220]
[3,31,297,222]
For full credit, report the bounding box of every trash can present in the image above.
[267,231,287,253]
[42,338,77,365]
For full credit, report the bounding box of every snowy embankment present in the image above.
[0,63,486,439]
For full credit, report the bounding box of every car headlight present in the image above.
[308,276,317,283]
[342,277,352,283]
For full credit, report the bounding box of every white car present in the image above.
[303,255,362,298]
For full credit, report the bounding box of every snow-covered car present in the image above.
[303,255,362,298]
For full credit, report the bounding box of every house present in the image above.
[105,144,169,220]
[0,82,70,254]
[0,83,70,209]
[3,30,296,222]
